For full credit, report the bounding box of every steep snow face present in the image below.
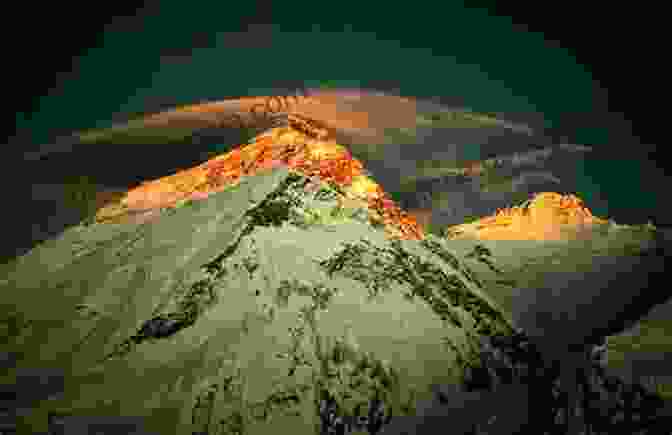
[2,168,518,435]
[4,165,670,435]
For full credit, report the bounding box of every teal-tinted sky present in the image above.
[14,4,660,224]
[16,5,601,143]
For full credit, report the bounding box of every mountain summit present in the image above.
[3,93,671,434]
[92,116,425,240]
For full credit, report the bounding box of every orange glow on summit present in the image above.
[93,119,425,240]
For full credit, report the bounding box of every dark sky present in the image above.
[3,1,669,262]
[7,2,659,147]
[8,2,663,143]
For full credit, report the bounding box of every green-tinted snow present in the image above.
[2,168,670,434]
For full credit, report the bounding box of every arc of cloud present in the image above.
[22,88,539,163]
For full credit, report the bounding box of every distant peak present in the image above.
[443,192,610,241]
